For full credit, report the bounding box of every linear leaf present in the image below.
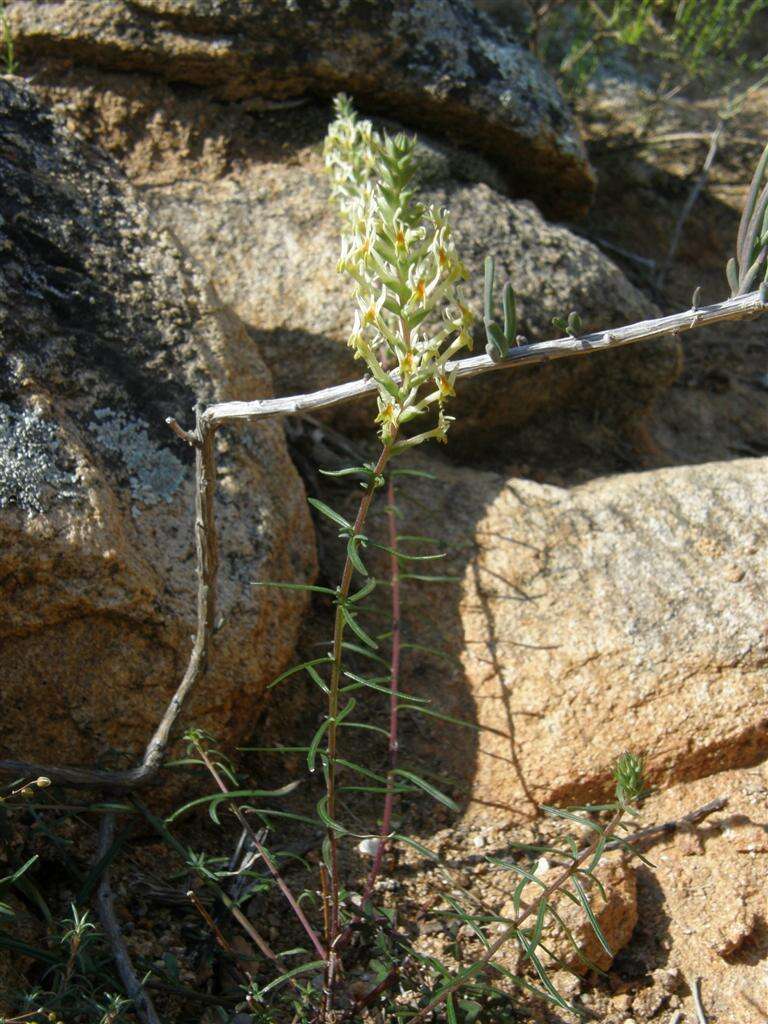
[306,498,352,531]
[572,876,612,956]
[400,641,455,663]
[541,806,606,834]
[341,605,379,649]
[399,704,479,730]
[251,581,337,595]
[393,769,458,811]
[166,783,300,824]
[338,721,390,737]
[341,641,388,665]
[393,834,439,862]
[487,856,548,892]
[307,718,333,774]
[516,931,571,1010]
[257,959,325,997]
[446,993,458,1024]
[347,534,369,577]
[316,795,347,835]
[319,464,374,479]
[390,468,437,480]
[400,572,458,583]
[267,658,329,691]
[349,578,377,603]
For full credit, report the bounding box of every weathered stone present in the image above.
[620,764,768,1024]
[456,457,768,818]
[21,73,678,440]
[498,852,637,975]
[6,0,592,219]
[326,452,768,821]
[0,77,316,769]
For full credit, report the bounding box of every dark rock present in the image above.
[0,77,316,769]
[7,0,593,219]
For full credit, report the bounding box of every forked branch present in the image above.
[0,290,766,790]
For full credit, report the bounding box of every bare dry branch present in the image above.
[95,813,162,1024]
[203,290,767,426]
[1,290,766,791]
[0,407,219,789]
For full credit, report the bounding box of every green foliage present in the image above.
[0,901,131,1024]
[551,310,583,338]
[0,1,17,76]
[727,140,768,295]
[324,94,474,447]
[533,0,768,95]
[12,85,768,1024]
[483,256,519,361]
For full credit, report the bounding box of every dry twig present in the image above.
[1,291,766,791]
[94,813,162,1024]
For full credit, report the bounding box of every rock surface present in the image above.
[458,456,768,818]
[0,77,316,769]
[6,0,592,219]
[20,76,680,441]
[498,852,638,975]
[145,168,679,441]
[618,764,768,1024]
[318,451,768,821]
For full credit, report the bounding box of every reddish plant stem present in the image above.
[194,742,326,960]
[362,474,401,902]
[323,440,394,1015]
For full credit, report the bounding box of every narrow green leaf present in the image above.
[341,641,389,665]
[251,581,337,595]
[487,856,548,891]
[307,718,332,774]
[257,959,325,997]
[166,783,300,824]
[338,721,390,737]
[306,498,352,531]
[393,769,458,811]
[349,578,377,603]
[306,663,330,695]
[401,572,458,583]
[346,535,369,577]
[370,540,446,562]
[572,876,612,956]
[400,641,455,663]
[446,993,458,1024]
[541,806,605,834]
[239,745,310,753]
[316,795,347,835]
[399,704,479,730]
[502,281,516,342]
[267,658,329,691]
[341,605,379,649]
[0,930,58,965]
[545,903,605,974]
[726,255,739,295]
[516,931,571,1010]
[335,758,389,783]
[390,469,437,480]
[393,834,439,862]
[0,855,38,889]
[319,464,374,479]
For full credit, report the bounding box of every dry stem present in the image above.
[94,813,162,1024]
[1,290,765,793]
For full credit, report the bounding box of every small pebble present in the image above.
[358,837,382,857]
